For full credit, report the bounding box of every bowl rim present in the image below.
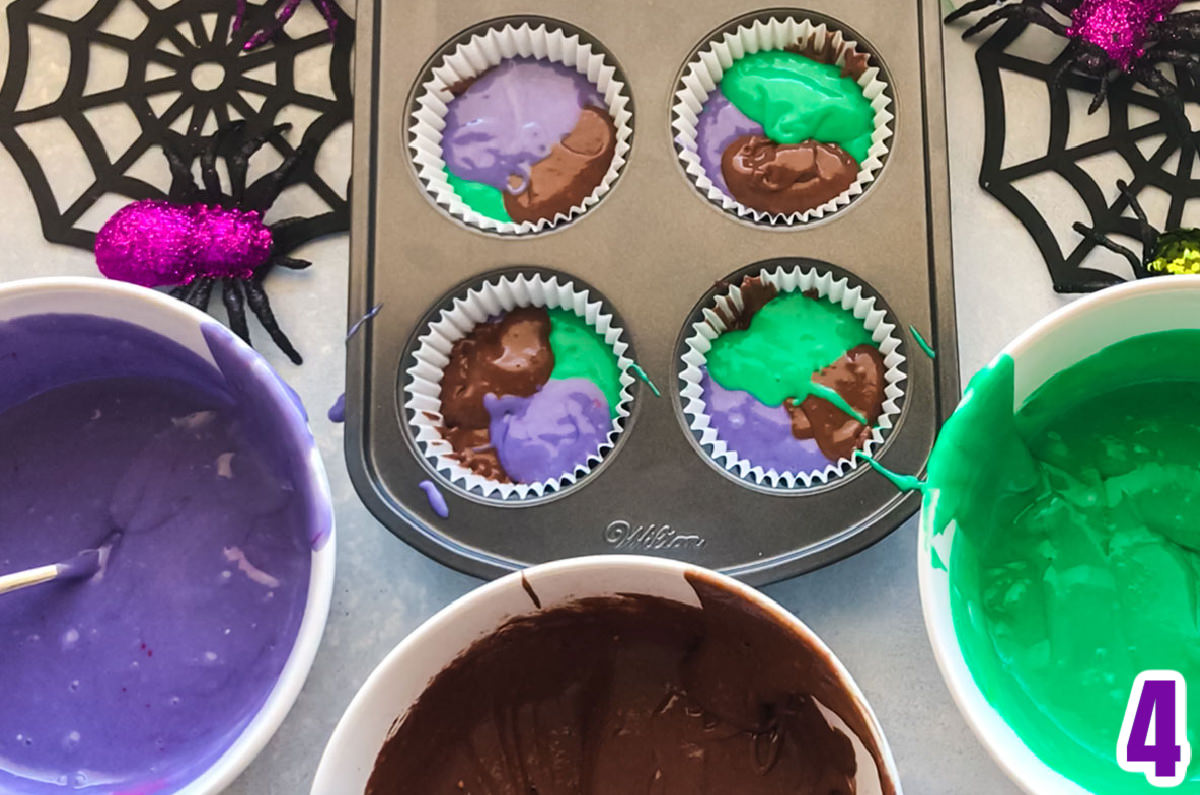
[917,275,1200,795]
[312,554,902,794]
[0,276,337,795]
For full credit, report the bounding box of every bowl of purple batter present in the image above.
[0,278,335,794]
[312,556,901,794]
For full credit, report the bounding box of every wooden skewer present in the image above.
[0,564,62,596]
[0,530,123,597]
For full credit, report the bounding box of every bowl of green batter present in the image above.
[920,276,1200,794]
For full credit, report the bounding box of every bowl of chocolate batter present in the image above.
[312,556,900,794]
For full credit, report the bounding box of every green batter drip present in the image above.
[721,51,875,163]
[444,167,513,222]
[910,325,937,359]
[854,451,925,492]
[547,309,621,418]
[707,291,875,411]
[791,385,866,424]
[928,330,1200,793]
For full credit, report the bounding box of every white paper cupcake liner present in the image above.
[680,265,906,489]
[672,16,894,225]
[409,21,633,235]
[405,273,636,501]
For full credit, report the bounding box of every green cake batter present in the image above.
[721,50,876,163]
[929,329,1200,793]
[444,167,512,223]
[706,290,875,420]
[547,308,621,417]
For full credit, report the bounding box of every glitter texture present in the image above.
[95,200,273,288]
[233,0,339,51]
[1068,0,1178,70]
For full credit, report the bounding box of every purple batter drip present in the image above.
[694,92,764,195]
[484,378,611,483]
[442,57,604,193]
[701,369,832,474]
[0,314,323,793]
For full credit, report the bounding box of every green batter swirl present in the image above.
[721,51,875,163]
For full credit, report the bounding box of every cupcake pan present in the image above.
[347,0,958,585]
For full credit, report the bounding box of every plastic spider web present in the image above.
[0,0,353,255]
[974,16,1200,292]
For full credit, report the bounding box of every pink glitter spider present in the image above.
[233,0,339,51]
[95,122,311,364]
[947,0,1199,113]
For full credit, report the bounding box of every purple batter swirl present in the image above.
[442,58,604,194]
[694,93,764,195]
[484,378,611,483]
[701,369,831,474]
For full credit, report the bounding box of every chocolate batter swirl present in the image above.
[786,344,886,461]
[722,135,858,216]
[438,307,554,480]
[504,106,617,224]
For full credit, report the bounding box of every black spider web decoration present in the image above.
[0,0,353,255]
[975,18,1200,292]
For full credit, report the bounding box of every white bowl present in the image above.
[0,277,336,794]
[919,276,1200,795]
[312,555,901,794]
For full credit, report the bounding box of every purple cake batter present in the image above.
[442,57,604,194]
[0,314,326,794]
[700,369,832,474]
[484,378,610,483]
[694,93,764,195]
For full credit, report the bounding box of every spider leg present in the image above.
[243,147,304,213]
[232,0,247,30]
[244,0,303,50]
[962,4,1068,39]
[1072,222,1145,272]
[1130,64,1188,132]
[1087,70,1119,114]
[1044,0,1079,14]
[244,273,303,364]
[190,277,216,312]
[945,0,1009,25]
[222,278,251,344]
[161,138,202,203]
[1115,180,1159,257]
[229,123,292,205]
[274,256,312,270]
[200,129,226,204]
[1145,46,1200,82]
[315,0,340,39]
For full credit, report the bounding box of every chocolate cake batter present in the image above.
[365,571,894,794]
[786,344,886,461]
[722,135,858,216]
[439,308,553,478]
[504,107,617,224]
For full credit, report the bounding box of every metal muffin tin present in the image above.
[347,0,959,585]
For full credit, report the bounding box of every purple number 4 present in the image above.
[1118,671,1191,787]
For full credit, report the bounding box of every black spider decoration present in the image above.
[95,122,313,364]
[947,0,1200,114]
[1073,179,1200,276]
